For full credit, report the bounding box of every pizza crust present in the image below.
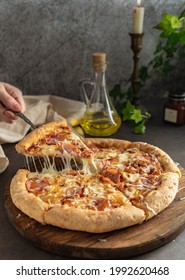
[141,172,179,220]
[45,205,145,233]
[10,169,50,224]
[84,138,131,150]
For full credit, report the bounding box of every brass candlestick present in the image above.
[129,33,144,102]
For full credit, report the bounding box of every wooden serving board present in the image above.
[4,168,185,260]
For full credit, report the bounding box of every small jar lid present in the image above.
[169,92,185,101]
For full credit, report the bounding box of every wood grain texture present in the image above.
[4,168,185,260]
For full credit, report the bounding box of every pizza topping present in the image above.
[93,147,163,175]
[140,176,161,188]
[80,149,93,158]
[60,186,85,205]
[26,178,50,193]
[65,186,84,198]
[62,143,79,155]
[45,133,66,144]
[91,198,115,211]
[101,168,122,183]
[27,142,41,153]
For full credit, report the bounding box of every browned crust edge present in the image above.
[141,172,179,220]
[83,138,131,150]
[44,204,145,233]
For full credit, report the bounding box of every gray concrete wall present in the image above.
[0,0,184,100]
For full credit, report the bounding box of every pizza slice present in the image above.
[15,118,93,159]
[101,170,179,220]
[84,138,181,176]
[120,171,179,220]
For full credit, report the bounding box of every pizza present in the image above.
[10,119,181,233]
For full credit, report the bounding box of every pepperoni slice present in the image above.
[63,143,79,154]
[93,198,115,211]
[45,133,66,145]
[60,186,85,205]
[99,175,113,184]
[26,178,50,193]
[102,168,121,183]
[65,186,84,197]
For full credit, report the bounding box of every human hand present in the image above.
[0,82,25,123]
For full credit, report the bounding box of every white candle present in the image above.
[132,0,145,34]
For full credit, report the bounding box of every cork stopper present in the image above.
[92,52,107,72]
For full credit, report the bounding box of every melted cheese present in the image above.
[26,170,131,210]
[118,152,130,162]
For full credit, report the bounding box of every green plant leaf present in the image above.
[155,14,173,35]
[130,109,143,123]
[171,15,182,29]
[134,121,146,134]
[121,101,135,121]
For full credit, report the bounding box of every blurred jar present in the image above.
[164,92,185,125]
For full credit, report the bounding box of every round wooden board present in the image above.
[4,168,185,260]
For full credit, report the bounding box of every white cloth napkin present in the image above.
[0,95,86,173]
[0,145,9,174]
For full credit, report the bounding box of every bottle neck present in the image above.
[93,70,106,87]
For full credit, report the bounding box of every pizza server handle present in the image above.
[13,111,37,130]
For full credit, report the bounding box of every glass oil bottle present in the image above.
[79,52,121,137]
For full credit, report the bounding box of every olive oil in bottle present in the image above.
[79,52,121,137]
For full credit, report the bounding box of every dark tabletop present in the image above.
[0,98,185,260]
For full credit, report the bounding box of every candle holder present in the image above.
[129,33,144,104]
